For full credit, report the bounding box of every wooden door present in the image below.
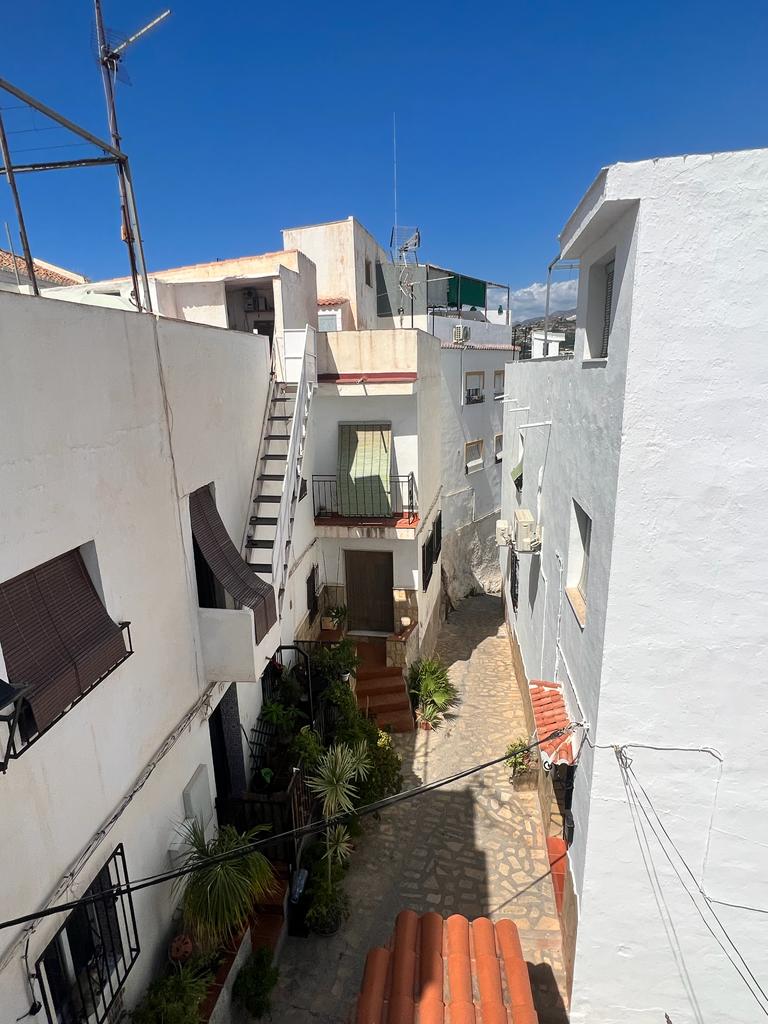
[345,550,394,633]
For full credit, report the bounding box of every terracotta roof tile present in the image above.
[0,247,86,287]
[317,295,348,306]
[354,911,539,1023]
[529,681,573,764]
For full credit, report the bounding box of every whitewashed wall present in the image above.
[500,149,768,1024]
[0,290,275,1017]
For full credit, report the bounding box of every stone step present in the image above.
[250,515,278,526]
[255,494,281,504]
[246,538,274,549]
[249,563,272,574]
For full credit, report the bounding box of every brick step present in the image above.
[255,494,281,504]
[246,538,274,549]
[357,691,412,714]
[355,677,407,696]
[249,563,272,574]
[356,665,405,681]
[250,515,278,526]
[373,708,414,733]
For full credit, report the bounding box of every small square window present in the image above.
[318,311,340,332]
[464,371,485,405]
[566,500,592,626]
[465,439,484,473]
[365,258,373,287]
[494,433,503,461]
[585,252,616,360]
[494,370,505,396]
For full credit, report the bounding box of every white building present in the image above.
[0,287,279,1021]
[499,149,768,1023]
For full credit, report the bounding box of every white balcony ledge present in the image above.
[198,607,260,683]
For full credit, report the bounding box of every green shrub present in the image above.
[357,729,403,805]
[504,737,535,776]
[131,964,211,1024]
[289,726,326,773]
[409,657,458,727]
[232,947,279,1018]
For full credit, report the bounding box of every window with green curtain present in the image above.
[336,423,392,516]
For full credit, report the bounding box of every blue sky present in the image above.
[3,0,768,317]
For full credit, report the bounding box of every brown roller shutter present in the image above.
[0,550,128,733]
[189,486,276,643]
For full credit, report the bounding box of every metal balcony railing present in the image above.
[312,472,417,524]
[465,387,485,405]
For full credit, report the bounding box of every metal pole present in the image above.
[94,0,144,310]
[0,110,37,295]
[4,222,21,286]
[0,156,118,176]
[121,158,153,312]
[544,258,556,345]
[0,78,121,157]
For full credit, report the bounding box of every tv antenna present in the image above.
[93,2,171,309]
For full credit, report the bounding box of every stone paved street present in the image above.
[265,595,567,1023]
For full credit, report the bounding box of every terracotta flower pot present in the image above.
[418,720,433,731]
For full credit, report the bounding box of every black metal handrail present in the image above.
[312,472,417,524]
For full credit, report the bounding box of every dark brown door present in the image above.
[345,550,394,633]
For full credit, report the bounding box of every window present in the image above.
[494,433,503,462]
[433,511,442,560]
[191,485,276,642]
[465,439,484,473]
[36,846,140,1024]
[365,258,373,287]
[464,371,485,405]
[422,530,435,591]
[511,431,524,492]
[509,551,519,614]
[318,311,340,332]
[566,501,592,626]
[306,565,318,623]
[0,547,132,767]
[493,370,505,396]
[585,252,616,360]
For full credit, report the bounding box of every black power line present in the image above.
[0,728,573,933]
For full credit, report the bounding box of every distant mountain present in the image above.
[512,308,577,329]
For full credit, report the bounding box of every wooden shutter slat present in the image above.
[189,486,276,642]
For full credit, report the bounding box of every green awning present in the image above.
[337,423,392,516]
[510,457,524,483]
[447,274,487,309]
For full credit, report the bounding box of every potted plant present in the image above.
[409,657,458,728]
[261,700,305,746]
[232,947,279,1019]
[132,962,213,1024]
[505,737,536,781]
[306,741,370,934]
[333,637,360,683]
[304,875,350,936]
[329,605,347,630]
[173,819,276,952]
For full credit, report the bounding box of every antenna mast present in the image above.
[393,112,398,250]
[93,2,170,311]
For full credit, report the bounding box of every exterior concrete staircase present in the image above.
[355,666,414,733]
[244,327,316,608]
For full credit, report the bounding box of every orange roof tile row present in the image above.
[355,911,538,1024]
[546,837,568,917]
[529,682,573,764]
[317,295,348,306]
[0,248,85,287]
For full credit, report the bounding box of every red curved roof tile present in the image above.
[529,681,574,764]
[354,912,538,1024]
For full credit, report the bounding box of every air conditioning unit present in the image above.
[495,519,511,546]
[513,509,541,552]
[453,324,470,344]
[243,288,257,312]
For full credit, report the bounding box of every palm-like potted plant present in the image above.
[409,657,458,729]
[173,819,276,952]
[306,742,370,934]
[505,737,536,782]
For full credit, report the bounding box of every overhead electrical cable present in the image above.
[0,727,574,933]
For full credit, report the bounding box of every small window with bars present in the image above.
[510,551,519,613]
[493,370,505,396]
[433,512,442,561]
[422,530,435,591]
[365,258,373,287]
[36,846,140,1024]
[464,371,485,405]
